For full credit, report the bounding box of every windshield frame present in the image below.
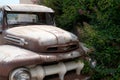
[6,11,55,27]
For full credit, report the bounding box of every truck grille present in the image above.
[44,70,88,80]
[46,42,79,53]
[29,60,84,80]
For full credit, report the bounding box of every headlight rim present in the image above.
[9,67,31,80]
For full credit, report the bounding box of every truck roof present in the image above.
[0,4,54,13]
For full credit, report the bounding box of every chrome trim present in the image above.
[4,35,28,46]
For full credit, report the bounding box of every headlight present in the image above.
[9,68,31,80]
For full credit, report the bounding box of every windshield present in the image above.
[7,12,54,27]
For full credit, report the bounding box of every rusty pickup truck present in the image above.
[0,4,89,80]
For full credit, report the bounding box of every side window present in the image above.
[46,13,54,25]
[0,11,2,32]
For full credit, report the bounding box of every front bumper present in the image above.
[44,71,87,80]
[31,60,84,80]
[10,60,84,80]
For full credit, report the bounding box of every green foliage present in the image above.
[79,0,120,79]
[43,0,81,31]
[42,0,120,79]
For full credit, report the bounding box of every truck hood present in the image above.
[4,25,79,53]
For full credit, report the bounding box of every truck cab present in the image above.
[0,4,87,80]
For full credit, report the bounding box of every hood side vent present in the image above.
[4,35,28,46]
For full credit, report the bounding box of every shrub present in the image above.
[42,0,120,79]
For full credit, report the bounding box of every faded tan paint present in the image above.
[0,34,4,45]
[3,4,54,13]
[4,25,80,53]
[20,0,40,4]
[0,4,87,80]
[20,0,33,4]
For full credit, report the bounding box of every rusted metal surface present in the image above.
[4,25,81,53]
[0,34,4,45]
[0,76,7,80]
[0,45,83,78]
[2,4,54,13]
[0,4,88,80]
